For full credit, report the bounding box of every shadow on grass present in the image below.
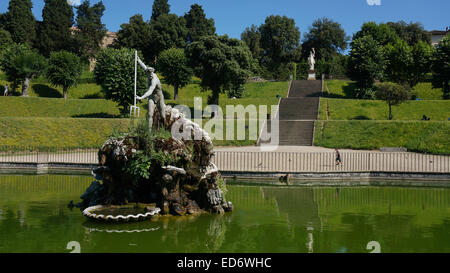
[343,82,357,98]
[321,92,347,99]
[80,93,104,99]
[77,78,96,84]
[162,90,171,100]
[32,84,62,98]
[72,113,121,118]
[353,115,371,120]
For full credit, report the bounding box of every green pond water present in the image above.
[0,174,449,253]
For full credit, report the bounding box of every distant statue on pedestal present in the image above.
[308,48,316,71]
[136,58,166,132]
[307,48,316,80]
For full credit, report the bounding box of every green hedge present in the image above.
[314,120,450,154]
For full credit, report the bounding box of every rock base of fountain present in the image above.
[77,106,233,221]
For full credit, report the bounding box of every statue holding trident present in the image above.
[136,56,166,132]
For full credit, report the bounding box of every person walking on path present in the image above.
[3,85,8,96]
[335,148,342,166]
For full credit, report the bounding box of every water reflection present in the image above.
[0,175,449,253]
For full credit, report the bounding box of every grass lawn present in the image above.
[319,98,450,121]
[0,97,120,118]
[0,117,261,151]
[324,80,444,100]
[164,81,288,111]
[314,120,450,154]
[0,117,131,150]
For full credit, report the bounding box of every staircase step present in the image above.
[288,80,322,98]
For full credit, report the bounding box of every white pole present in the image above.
[134,50,137,113]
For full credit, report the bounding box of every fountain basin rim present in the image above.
[83,205,161,222]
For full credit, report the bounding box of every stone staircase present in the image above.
[259,80,321,146]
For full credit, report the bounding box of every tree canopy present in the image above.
[384,39,433,88]
[353,22,399,46]
[375,82,410,120]
[386,21,431,45]
[46,51,83,99]
[184,4,216,43]
[241,24,263,61]
[348,36,385,98]
[94,47,148,114]
[0,29,13,52]
[302,17,349,61]
[148,14,188,63]
[259,15,301,70]
[0,43,46,96]
[431,35,450,99]
[73,0,106,60]
[186,35,253,110]
[157,48,193,100]
[37,0,74,57]
[151,0,170,23]
[4,0,36,45]
[115,14,152,62]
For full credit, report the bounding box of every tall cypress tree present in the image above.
[37,0,74,56]
[150,0,170,22]
[184,4,215,43]
[4,0,36,45]
[73,0,106,61]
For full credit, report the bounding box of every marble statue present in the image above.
[308,48,316,71]
[136,58,166,131]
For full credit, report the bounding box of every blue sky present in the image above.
[0,0,448,40]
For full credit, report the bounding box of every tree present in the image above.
[0,43,30,89]
[150,0,170,23]
[302,17,349,61]
[409,41,433,87]
[46,51,82,99]
[94,48,148,114]
[36,0,74,57]
[0,29,13,51]
[241,25,262,61]
[157,48,192,100]
[348,36,385,98]
[384,39,412,87]
[184,4,215,43]
[73,0,106,60]
[386,21,431,45]
[375,82,409,120]
[114,14,152,61]
[431,35,450,99]
[0,13,6,28]
[353,22,398,46]
[259,15,301,72]
[186,35,253,114]
[1,45,46,96]
[4,0,36,45]
[148,14,187,63]
[0,43,46,95]
[384,39,433,88]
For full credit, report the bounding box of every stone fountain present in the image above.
[77,63,232,222]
